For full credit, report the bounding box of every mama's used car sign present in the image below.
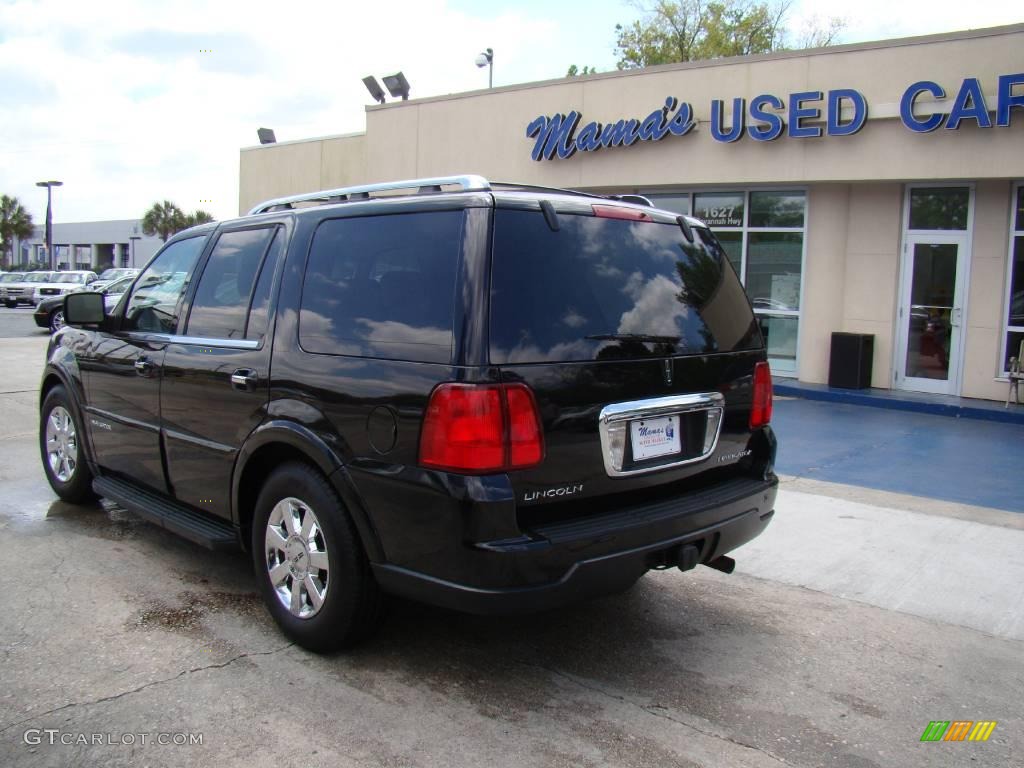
[526,74,1024,161]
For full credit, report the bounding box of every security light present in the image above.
[362,76,386,104]
[382,72,411,101]
[257,128,277,144]
[475,48,494,88]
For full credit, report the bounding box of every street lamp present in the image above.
[475,47,493,88]
[36,180,63,271]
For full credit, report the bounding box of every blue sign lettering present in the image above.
[827,89,867,136]
[527,97,694,161]
[748,94,785,141]
[526,75,1020,158]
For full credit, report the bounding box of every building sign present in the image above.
[526,73,1024,161]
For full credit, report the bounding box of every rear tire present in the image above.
[251,462,382,652]
[40,386,96,503]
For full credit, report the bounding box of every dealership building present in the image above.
[239,24,1024,403]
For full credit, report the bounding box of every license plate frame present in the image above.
[629,414,682,462]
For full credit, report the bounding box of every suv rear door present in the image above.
[160,222,287,519]
[488,200,766,519]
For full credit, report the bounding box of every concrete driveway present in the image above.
[1,334,1021,768]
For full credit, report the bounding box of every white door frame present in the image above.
[894,184,974,396]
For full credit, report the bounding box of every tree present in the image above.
[566,64,599,77]
[142,202,216,241]
[0,195,35,269]
[183,209,215,228]
[142,200,185,242]
[614,0,844,69]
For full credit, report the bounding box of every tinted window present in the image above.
[908,187,969,230]
[748,191,804,228]
[187,228,275,339]
[490,210,759,364]
[124,236,207,333]
[246,228,285,341]
[299,211,463,362]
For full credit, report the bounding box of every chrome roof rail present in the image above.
[247,175,491,215]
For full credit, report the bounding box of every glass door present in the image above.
[896,235,967,394]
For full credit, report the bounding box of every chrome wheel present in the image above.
[49,309,65,333]
[265,497,330,619]
[45,405,78,483]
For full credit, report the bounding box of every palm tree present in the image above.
[142,200,185,242]
[0,195,35,269]
[182,209,215,229]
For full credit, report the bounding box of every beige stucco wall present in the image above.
[237,25,1024,400]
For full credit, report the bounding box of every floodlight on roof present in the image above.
[382,71,410,101]
[257,128,277,144]
[362,76,386,105]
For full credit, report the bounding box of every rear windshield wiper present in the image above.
[585,333,681,344]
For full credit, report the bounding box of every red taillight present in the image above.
[419,383,544,473]
[592,204,653,222]
[750,361,773,429]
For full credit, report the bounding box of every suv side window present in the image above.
[186,227,277,339]
[299,211,463,363]
[123,236,208,333]
[245,228,285,341]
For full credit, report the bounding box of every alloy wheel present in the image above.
[265,497,330,619]
[45,405,78,483]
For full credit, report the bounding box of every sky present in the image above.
[0,0,1020,225]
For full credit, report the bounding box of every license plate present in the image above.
[630,415,681,461]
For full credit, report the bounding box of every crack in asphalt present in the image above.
[0,642,294,735]
[507,651,792,766]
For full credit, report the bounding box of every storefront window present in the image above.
[1005,185,1024,372]
[749,191,805,228]
[909,187,969,230]
[645,194,690,216]
[746,233,803,311]
[638,188,806,374]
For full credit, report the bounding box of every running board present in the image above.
[92,476,239,550]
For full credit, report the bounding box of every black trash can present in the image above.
[828,333,874,389]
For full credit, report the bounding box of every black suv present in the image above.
[40,176,777,652]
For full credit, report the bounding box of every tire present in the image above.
[252,462,382,652]
[49,308,66,334]
[40,385,96,503]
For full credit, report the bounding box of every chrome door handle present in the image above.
[134,358,153,375]
[231,369,257,391]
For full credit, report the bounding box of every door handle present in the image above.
[134,358,154,376]
[230,369,257,391]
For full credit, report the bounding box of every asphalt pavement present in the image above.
[0,318,1021,768]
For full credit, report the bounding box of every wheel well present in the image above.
[40,374,63,407]
[235,442,322,550]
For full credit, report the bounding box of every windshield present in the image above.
[490,210,761,363]
[0,274,25,283]
[56,273,87,283]
[25,273,51,283]
[98,269,119,280]
[105,275,135,293]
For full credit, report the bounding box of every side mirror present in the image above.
[64,292,106,326]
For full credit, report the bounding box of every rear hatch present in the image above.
[488,196,770,527]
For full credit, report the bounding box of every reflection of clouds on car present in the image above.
[617,274,689,338]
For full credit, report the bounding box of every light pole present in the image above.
[129,236,140,268]
[36,180,63,271]
[475,48,493,88]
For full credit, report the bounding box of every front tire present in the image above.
[252,462,382,652]
[40,386,96,503]
[49,308,66,333]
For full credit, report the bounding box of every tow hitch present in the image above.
[704,555,736,574]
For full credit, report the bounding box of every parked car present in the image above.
[91,267,139,292]
[31,270,98,306]
[1,271,54,307]
[0,271,27,287]
[41,175,777,652]
[34,274,136,333]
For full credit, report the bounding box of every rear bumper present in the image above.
[372,475,777,615]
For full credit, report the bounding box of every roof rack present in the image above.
[247,175,491,215]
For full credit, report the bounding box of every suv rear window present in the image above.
[299,211,463,363]
[490,210,760,364]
